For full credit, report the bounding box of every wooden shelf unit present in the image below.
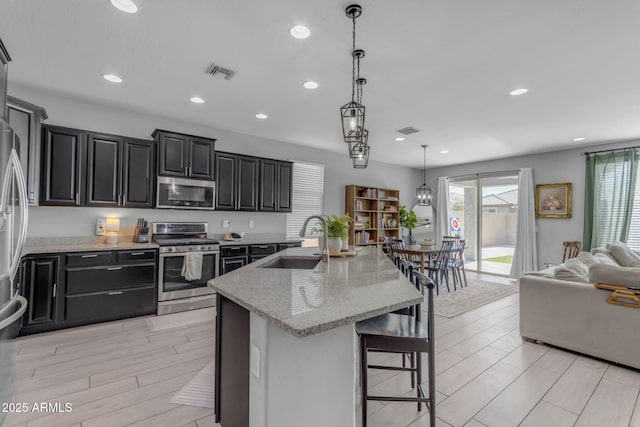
[346,185,401,246]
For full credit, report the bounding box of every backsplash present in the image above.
[27,206,287,238]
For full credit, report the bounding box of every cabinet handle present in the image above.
[52,283,57,297]
[107,267,122,271]
[82,254,98,258]
[108,291,123,296]
[256,245,270,249]
[130,252,145,256]
[76,192,80,204]
[123,193,127,205]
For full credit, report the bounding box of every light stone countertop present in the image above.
[22,237,158,256]
[216,234,302,246]
[208,246,423,338]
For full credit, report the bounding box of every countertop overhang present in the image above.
[208,247,423,338]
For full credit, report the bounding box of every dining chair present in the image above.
[448,239,467,288]
[562,241,581,262]
[385,237,404,260]
[424,239,454,295]
[356,269,436,427]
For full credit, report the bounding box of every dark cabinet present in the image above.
[277,242,301,251]
[259,160,293,212]
[20,255,61,335]
[41,125,84,206]
[277,162,293,212]
[215,152,258,211]
[154,130,215,180]
[220,256,248,275]
[86,133,155,208]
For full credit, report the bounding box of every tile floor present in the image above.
[6,271,640,427]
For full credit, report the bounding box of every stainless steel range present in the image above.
[152,222,220,315]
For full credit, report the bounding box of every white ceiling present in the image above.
[2,0,640,168]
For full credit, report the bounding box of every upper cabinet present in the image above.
[153,130,215,181]
[41,125,84,206]
[7,96,47,205]
[260,159,293,212]
[41,125,155,208]
[85,132,155,208]
[215,152,259,211]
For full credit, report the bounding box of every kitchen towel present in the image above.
[182,252,203,281]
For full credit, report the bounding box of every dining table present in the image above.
[396,245,441,273]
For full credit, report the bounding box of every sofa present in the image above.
[519,242,640,369]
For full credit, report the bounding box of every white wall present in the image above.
[425,139,638,268]
[10,82,420,238]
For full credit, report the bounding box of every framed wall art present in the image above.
[535,182,572,218]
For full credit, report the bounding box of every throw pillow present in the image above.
[589,264,640,288]
[576,251,599,267]
[553,258,590,283]
[608,241,640,268]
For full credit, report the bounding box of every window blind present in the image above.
[627,169,640,250]
[286,161,324,239]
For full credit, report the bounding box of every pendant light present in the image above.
[340,4,365,145]
[349,76,370,168]
[416,145,432,205]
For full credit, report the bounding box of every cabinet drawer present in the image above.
[249,255,267,263]
[278,242,301,251]
[65,286,156,323]
[117,250,156,263]
[221,246,248,257]
[248,244,277,255]
[67,252,113,267]
[66,264,156,295]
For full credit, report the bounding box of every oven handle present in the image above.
[159,251,220,258]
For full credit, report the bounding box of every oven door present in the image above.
[156,176,215,210]
[158,251,219,301]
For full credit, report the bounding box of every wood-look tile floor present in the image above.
[6,271,640,427]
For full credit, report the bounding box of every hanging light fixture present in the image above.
[416,145,432,205]
[340,4,365,145]
[349,76,370,168]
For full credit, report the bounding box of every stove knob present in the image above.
[188,246,194,252]
[166,247,173,253]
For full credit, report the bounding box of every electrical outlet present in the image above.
[249,220,254,228]
[251,344,260,379]
[96,218,106,236]
[223,220,230,228]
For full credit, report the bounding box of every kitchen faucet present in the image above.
[299,215,329,263]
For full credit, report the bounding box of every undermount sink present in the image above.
[259,256,322,270]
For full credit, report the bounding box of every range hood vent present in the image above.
[205,63,235,80]
[396,126,420,136]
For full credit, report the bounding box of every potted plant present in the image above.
[326,214,352,253]
[399,205,419,246]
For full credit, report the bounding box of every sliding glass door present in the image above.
[448,173,519,275]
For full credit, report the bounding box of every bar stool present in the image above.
[356,269,436,426]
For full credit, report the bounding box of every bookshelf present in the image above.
[345,185,401,246]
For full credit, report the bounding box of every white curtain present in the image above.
[435,177,450,243]
[510,168,537,278]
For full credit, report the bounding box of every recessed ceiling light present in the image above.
[509,88,528,96]
[395,137,405,142]
[573,137,586,142]
[256,113,268,119]
[190,96,205,104]
[289,25,310,39]
[109,0,138,13]
[303,81,318,89]
[102,74,123,83]
[440,150,449,154]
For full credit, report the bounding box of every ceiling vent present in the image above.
[396,126,420,136]
[205,63,235,80]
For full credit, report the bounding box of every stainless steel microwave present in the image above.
[156,176,215,210]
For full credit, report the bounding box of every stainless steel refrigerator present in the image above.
[0,43,29,427]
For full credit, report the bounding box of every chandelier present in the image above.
[349,76,369,168]
[416,145,432,205]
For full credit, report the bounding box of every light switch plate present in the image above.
[223,220,230,229]
[251,344,260,379]
[249,220,254,228]
[96,218,106,236]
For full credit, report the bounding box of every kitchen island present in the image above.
[208,246,423,427]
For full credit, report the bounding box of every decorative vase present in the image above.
[341,236,349,251]
[327,237,342,253]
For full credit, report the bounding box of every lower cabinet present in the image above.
[20,255,62,335]
[19,250,158,336]
[220,256,248,275]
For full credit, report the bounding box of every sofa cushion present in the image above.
[591,247,620,265]
[593,252,620,266]
[553,258,590,283]
[576,252,599,267]
[589,264,640,287]
[608,241,640,268]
